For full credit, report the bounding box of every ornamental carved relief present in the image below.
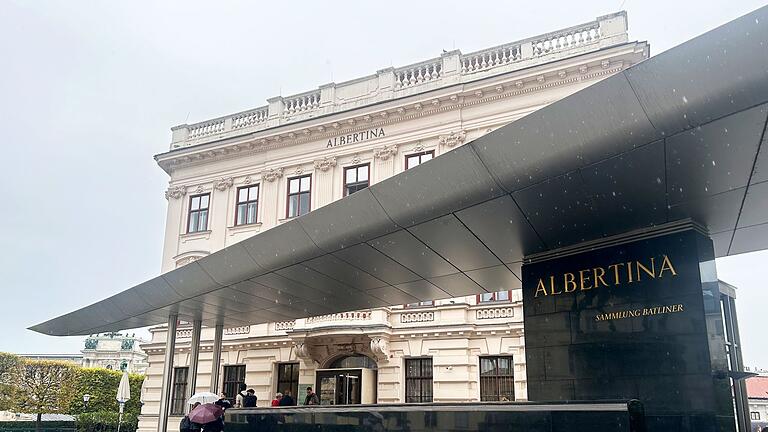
[295,341,315,365]
[243,176,254,185]
[313,156,337,172]
[262,167,283,182]
[164,186,187,200]
[438,130,467,148]
[193,185,205,194]
[412,143,425,153]
[214,177,234,191]
[373,145,398,160]
[349,154,361,165]
[370,337,389,362]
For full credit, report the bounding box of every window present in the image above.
[751,412,761,420]
[405,358,433,403]
[170,367,189,415]
[478,290,511,303]
[277,363,300,402]
[187,194,210,233]
[287,175,311,218]
[405,300,434,308]
[222,365,246,402]
[480,356,514,401]
[235,185,259,225]
[344,164,370,196]
[405,150,434,169]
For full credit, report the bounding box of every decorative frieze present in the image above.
[313,156,337,172]
[165,186,187,200]
[214,177,234,191]
[373,145,398,160]
[438,130,467,148]
[262,168,283,182]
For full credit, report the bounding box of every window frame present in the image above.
[222,364,246,402]
[405,150,435,170]
[477,290,512,304]
[286,175,312,219]
[187,193,210,233]
[234,184,260,226]
[405,357,433,403]
[751,411,760,420]
[170,367,189,415]
[343,163,371,196]
[479,355,515,402]
[276,362,300,402]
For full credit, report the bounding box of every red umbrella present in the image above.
[188,403,224,424]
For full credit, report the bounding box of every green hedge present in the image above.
[76,412,138,432]
[65,369,144,416]
[0,420,75,431]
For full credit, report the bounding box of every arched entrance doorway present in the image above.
[316,354,378,405]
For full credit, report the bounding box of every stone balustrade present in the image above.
[176,329,192,339]
[306,311,372,324]
[224,326,251,335]
[399,311,435,323]
[476,307,515,320]
[168,12,628,150]
[275,321,296,331]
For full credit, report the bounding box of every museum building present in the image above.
[135,11,647,431]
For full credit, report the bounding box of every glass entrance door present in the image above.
[316,369,362,405]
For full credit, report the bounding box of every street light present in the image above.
[83,394,91,410]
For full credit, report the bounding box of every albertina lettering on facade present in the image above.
[327,128,385,148]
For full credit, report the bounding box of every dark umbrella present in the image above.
[188,403,224,425]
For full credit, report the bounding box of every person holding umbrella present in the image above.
[188,402,225,432]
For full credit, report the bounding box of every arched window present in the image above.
[328,354,378,370]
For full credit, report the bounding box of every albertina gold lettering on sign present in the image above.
[534,255,677,298]
[594,303,684,322]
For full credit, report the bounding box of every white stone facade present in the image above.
[82,333,149,374]
[139,12,649,432]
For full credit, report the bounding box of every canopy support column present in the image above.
[185,319,202,413]
[157,314,178,432]
[210,323,224,393]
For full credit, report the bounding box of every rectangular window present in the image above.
[480,356,514,401]
[478,290,511,303]
[751,412,761,420]
[222,365,246,402]
[405,151,434,170]
[405,358,433,403]
[235,185,259,225]
[287,175,311,218]
[170,367,189,415]
[187,194,210,233]
[344,164,370,196]
[277,362,300,403]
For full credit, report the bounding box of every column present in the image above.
[186,320,202,413]
[210,324,224,393]
[157,315,178,432]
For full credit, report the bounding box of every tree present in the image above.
[11,359,75,432]
[0,352,21,410]
[64,367,144,416]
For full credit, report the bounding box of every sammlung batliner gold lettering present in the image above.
[534,255,677,298]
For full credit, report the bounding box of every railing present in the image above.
[176,329,192,339]
[306,311,372,324]
[168,12,627,150]
[225,326,251,335]
[400,311,434,323]
[476,307,515,320]
[232,107,268,130]
[461,44,521,74]
[275,321,296,331]
[283,91,321,115]
[394,60,442,88]
[532,22,601,57]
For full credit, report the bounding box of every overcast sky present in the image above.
[1,0,766,367]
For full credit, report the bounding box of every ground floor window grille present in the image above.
[170,367,189,415]
[222,365,246,401]
[405,357,433,403]
[480,356,514,401]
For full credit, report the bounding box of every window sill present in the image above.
[227,223,263,236]
[180,230,212,242]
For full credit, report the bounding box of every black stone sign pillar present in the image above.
[522,229,734,432]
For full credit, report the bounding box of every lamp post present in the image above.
[83,394,91,411]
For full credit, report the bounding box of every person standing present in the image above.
[214,392,232,410]
[243,389,258,407]
[235,383,247,408]
[271,392,282,406]
[304,387,319,405]
[278,389,295,406]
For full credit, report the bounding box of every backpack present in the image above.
[180,416,192,432]
[243,394,258,407]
